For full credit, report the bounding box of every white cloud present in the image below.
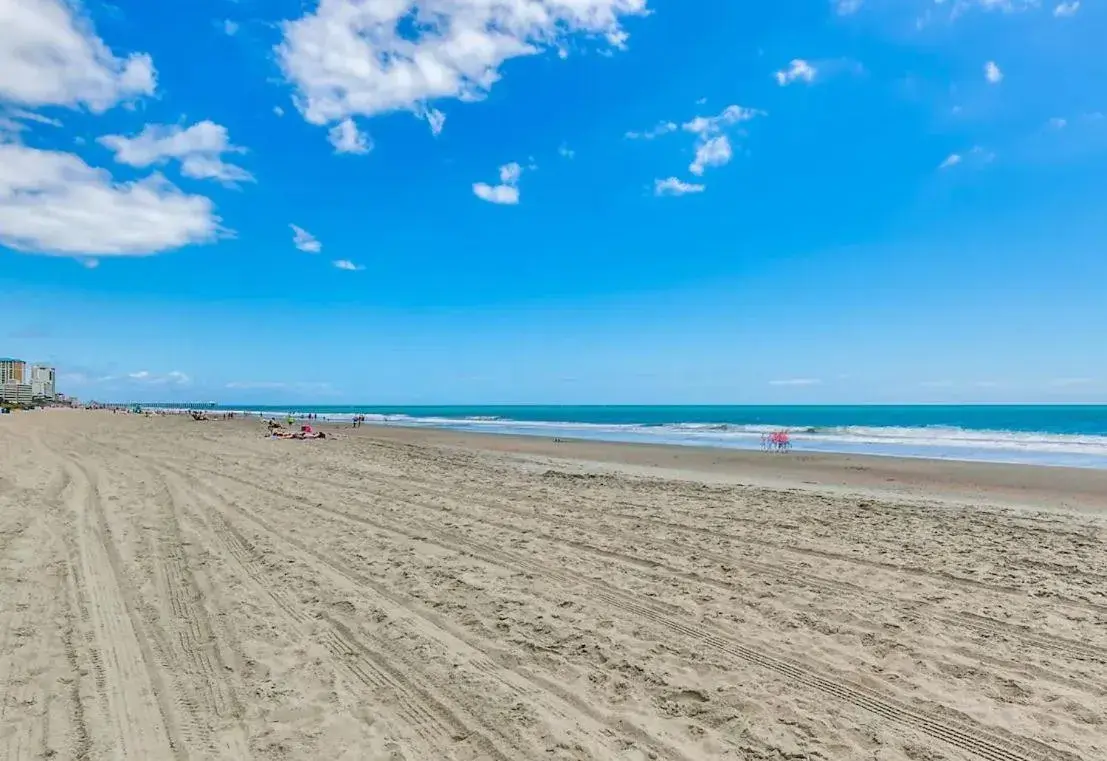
[633,105,762,193]
[775,59,817,86]
[654,177,705,197]
[558,144,575,159]
[473,162,523,205]
[425,108,446,136]
[473,184,520,204]
[680,104,762,179]
[223,19,239,36]
[128,370,190,385]
[984,60,1003,84]
[290,224,321,253]
[940,146,994,169]
[682,104,763,136]
[277,0,648,143]
[0,0,156,112]
[273,106,285,117]
[0,108,63,136]
[626,122,678,140]
[499,163,522,184]
[1049,116,1068,129]
[690,135,732,176]
[0,142,220,257]
[98,121,253,185]
[3,109,62,128]
[1054,1,1079,16]
[939,152,963,169]
[769,378,822,386]
[327,118,372,154]
[834,0,863,13]
[332,259,364,271]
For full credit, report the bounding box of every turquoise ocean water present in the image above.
[184,404,1107,469]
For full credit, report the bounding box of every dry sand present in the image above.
[1,410,1105,761]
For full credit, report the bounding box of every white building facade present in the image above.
[30,365,56,399]
[0,383,33,405]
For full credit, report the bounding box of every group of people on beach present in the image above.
[760,431,792,453]
[265,419,326,440]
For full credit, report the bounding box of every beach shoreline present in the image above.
[3,409,1104,760]
[153,403,1107,471]
[335,420,1107,514]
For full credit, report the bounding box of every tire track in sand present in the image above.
[145,466,251,759]
[157,461,702,761]
[166,445,1107,618]
[191,463,1079,761]
[56,453,182,761]
[219,461,1107,672]
[155,465,517,761]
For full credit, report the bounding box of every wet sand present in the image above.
[1,409,1104,760]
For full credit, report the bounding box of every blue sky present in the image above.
[2,0,1105,404]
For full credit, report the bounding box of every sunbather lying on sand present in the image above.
[270,430,326,440]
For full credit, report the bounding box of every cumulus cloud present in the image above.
[654,177,705,197]
[939,152,963,169]
[0,142,220,257]
[327,118,372,154]
[558,144,575,159]
[276,0,648,144]
[625,122,678,140]
[98,121,253,184]
[690,135,732,176]
[290,224,322,253]
[0,0,156,112]
[775,59,817,86]
[223,20,239,36]
[1053,1,1079,15]
[682,104,762,176]
[984,61,1003,84]
[682,104,762,137]
[332,259,364,271]
[632,105,762,194]
[473,162,523,205]
[834,0,863,13]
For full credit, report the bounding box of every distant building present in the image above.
[0,358,26,384]
[30,365,56,399]
[0,382,33,405]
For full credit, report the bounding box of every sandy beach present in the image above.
[1,410,1104,761]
